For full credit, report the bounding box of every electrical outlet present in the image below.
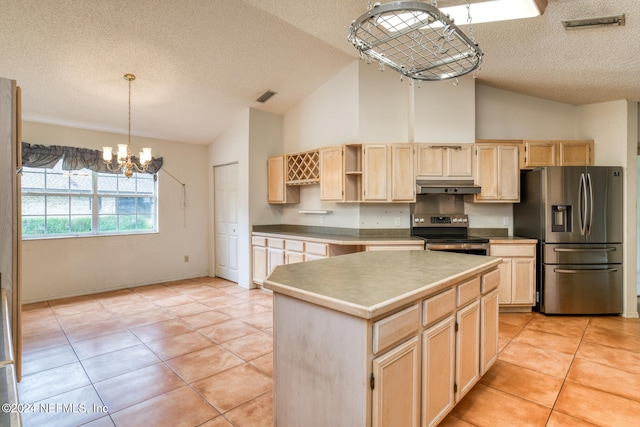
[394,217,401,226]
[503,217,510,226]
[184,255,189,262]
[319,216,324,225]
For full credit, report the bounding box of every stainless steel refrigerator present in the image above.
[513,166,623,314]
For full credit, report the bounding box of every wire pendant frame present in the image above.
[348,1,482,81]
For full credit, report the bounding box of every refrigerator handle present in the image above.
[586,172,593,236]
[579,173,587,235]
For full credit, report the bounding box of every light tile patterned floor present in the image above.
[18,278,640,427]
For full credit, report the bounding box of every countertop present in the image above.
[264,250,501,320]
[487,236,537,244]
[252,230,424,246]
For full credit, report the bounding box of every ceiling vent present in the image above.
[562,14,625,29]
[256,90,277,103]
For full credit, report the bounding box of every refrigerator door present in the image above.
[542,263,623,314]
[544,167,586,243]
[585,166,623,243]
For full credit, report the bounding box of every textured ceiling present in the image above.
[0,0,637,145]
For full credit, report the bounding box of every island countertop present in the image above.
[264,250,501,320]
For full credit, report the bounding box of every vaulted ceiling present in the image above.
[1,0,637,144]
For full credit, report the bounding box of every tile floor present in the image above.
[18,277,640,427]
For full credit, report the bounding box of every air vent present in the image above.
[562,14,625,29]
[256,90,277,103]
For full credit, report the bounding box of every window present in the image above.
[21,159,157,238]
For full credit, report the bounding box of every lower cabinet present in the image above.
[374,270,499,427]
[372,337,420,427]
[490,242,536,308]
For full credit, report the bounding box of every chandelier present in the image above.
[348,1,482,81]
[103,73,152,178]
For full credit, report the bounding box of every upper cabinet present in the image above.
[474,140,520,203]
[520,140,593,169]
[415,144,474,180]
[268,155,300,204]
[320,143,414,203]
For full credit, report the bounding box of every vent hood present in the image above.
[416,180,481,195]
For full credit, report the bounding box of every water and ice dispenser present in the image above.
[551,205,572,232]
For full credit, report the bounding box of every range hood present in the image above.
[416,180,481,195]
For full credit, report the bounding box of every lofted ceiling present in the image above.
[0,0,638,145]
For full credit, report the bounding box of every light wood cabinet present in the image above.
[363,144,388,201]
[474,141,520,203]
[391,144,416,202]
[415,144,474,179]
[455,299,480,401]
[269,259,500,427]
[267,238,285,276]
[520,139,593,169]
[372,337,420,427]
[421,316,455,427]
[252,236,268,285]
[320,143,414,203]
[480,289,499,375]
[490,242,536,308]
[268,155,299,204]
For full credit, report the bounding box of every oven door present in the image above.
[426,243,489,256]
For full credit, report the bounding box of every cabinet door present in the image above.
[446,145,473,178]
[496,258,512,304]
[522,141,557,168]
[559,140,593,166]
[422,316,455,427]
[512,257,536,305]
[474,145,498,201]
[285,251,304,264]
[372,336,420,427]
[391,144,415,202]
[480,289,499,375]
[267,248,284,275]
[320,146,344,201]
[455,300,480,402]
[416,145,444,177]
[497,145,520,202]
[363,144,388,201]
[268,155,286,203]
[268,155,299,204]
[252,246,267,285]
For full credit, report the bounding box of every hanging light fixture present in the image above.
[348,1,482,81]
[103,73,152,178]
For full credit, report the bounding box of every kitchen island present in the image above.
[264,250,502,427]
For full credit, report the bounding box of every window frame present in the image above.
[21,160,158,240]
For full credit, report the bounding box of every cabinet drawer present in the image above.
[372,304,420,355]
[285,239,305,252]
[490,244,535,257]
[457,277,481,307]
[252,236,266,246]
[305,242,328,256]
[267,238,285,249]
[482,268,501,294]
[422,288,456,327]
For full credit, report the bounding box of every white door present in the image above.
[214,163,239,282]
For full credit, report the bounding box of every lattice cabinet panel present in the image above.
[286,150,320,185]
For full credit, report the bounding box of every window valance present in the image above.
[21,142,163,175]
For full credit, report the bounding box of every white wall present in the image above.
[577,100,638,318]
[22,122,210,302]
[208,110,250,288]
[471,85,581,233]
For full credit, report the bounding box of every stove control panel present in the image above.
[412,214,469,227]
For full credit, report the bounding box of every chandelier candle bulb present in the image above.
[102,147,112,162]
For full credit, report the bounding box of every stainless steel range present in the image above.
[410,194,489,255]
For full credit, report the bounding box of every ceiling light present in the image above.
[348,1,482,82]
[561,14,625,30]
[439,0,547,25]
[103,74,153,179]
